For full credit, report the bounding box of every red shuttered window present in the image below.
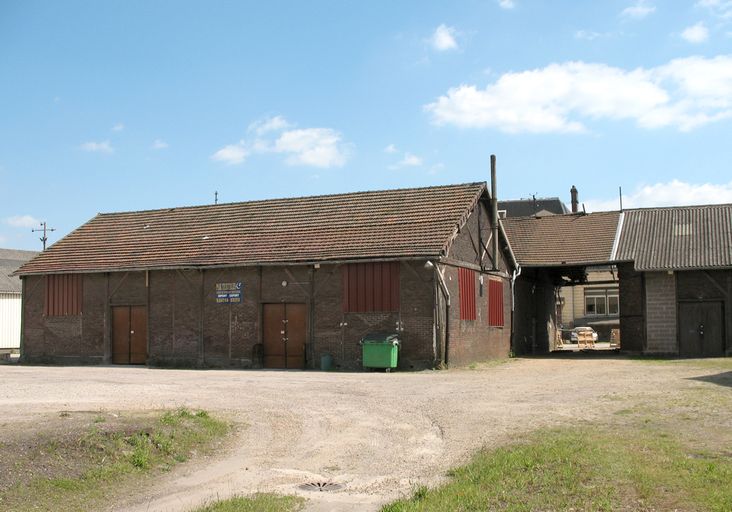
[45,274,83,316]
[488,279,504,327]
[458,267,476,320]
[342,262,400,312]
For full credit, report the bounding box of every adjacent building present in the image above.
[615,205,732,357]
[14,183,518,369]
[1,249,39,351]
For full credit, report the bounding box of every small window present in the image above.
[45,274,83,316]
[458,267,476,320]
[342,262,400,313]
[488,279,504,327]
[584,288,619,317]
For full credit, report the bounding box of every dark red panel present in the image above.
[458,267,476,321]
[488,279,504,327]
[342,262,400,313]
[45,274,82,317]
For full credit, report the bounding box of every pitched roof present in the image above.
[498,197,569,218]
[16,183,490,275]
[615,204,732,271]
[1,248,39,292]
[501,212,621,267]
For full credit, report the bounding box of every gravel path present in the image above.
[0,357,726,511]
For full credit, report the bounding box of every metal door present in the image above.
[112,305,148,364]
[262,303,306,369]
[679,302,724,357]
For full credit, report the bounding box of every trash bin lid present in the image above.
[360,331,400,344]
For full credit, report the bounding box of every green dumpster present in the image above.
[360,332,400,371]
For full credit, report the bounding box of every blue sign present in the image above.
[216,282,242,303]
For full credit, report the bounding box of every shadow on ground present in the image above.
[688,371,732,389]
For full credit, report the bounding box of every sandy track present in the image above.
[1,357,727,511]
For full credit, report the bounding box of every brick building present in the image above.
[15,182,518,369]
[615,205,732,357]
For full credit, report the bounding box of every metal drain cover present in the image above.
[298,481,344,492]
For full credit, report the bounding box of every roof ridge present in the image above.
[97,182,487,216]
[624,203,732,212]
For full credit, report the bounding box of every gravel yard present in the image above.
[1,356,730,511]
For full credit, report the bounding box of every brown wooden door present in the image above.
[679,302,724,357]
[112,306,147,364]
[262,303,306,369]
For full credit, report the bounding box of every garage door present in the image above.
[262,303,306,369]
[112,306,147,364]
[678,301,724,357]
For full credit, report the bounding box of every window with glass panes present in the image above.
[584,288,619,316]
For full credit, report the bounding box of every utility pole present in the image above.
[32,221,55,251]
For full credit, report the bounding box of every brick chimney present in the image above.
[570,185,578,213]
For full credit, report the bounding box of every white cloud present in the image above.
[587,179,732,211]
[274,128,349,168]
[431,24,458,51]
[211,144,248,165]
[384,144,398,153]
[498,0,515,9]
[425,55,732,133]
[5,215,41,228]
[697,0,732,20]
[112,123,124,132]
[80,140,114,153]
[681,22,710,43]
[575,30,604,41]
[213,117,351,168]
[248,115,292,135]
[389,152,423,170]
[151,139,169,150]
[621,1,656,19]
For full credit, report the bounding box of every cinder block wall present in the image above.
[644,271,677,353]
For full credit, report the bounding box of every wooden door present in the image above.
[679,302,724,357]
[262,303,306,369]
[112,305,147,364]
[285,303,306,369]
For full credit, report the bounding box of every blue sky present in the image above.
[2,0,732,250]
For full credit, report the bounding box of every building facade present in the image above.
[16,183,517,369]
[1,249,39,351]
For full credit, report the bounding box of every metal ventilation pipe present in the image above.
[491,154,499,271]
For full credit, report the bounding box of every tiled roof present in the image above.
[16,183,488,275]
[1,249,39,292]
[498,197,569,217]
[502,212,620,267]
[615,205,732,271]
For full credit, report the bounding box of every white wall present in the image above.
[0,293,21,349]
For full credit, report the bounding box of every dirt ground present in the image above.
[1,356,730,512]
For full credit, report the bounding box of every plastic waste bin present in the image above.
[360,332,400,371]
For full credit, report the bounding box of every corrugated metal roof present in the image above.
[0,248,39,292]
[502,212,620,267]
[16,183,494,275]
[615,204,732,271]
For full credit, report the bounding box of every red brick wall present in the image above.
[442,199,513,365]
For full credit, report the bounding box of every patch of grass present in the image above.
[382,426,732,512]
[192,493,304,512]
[0,408,229,512]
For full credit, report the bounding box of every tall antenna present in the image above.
[32,221,56,251]
[214,191,218,205]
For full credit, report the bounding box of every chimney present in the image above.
[570,185,579,213]
[491,155,499,271]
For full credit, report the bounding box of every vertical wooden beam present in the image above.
[145,270,151,366]
[309,266,315,368]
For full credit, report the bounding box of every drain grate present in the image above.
[298,481,344,492]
